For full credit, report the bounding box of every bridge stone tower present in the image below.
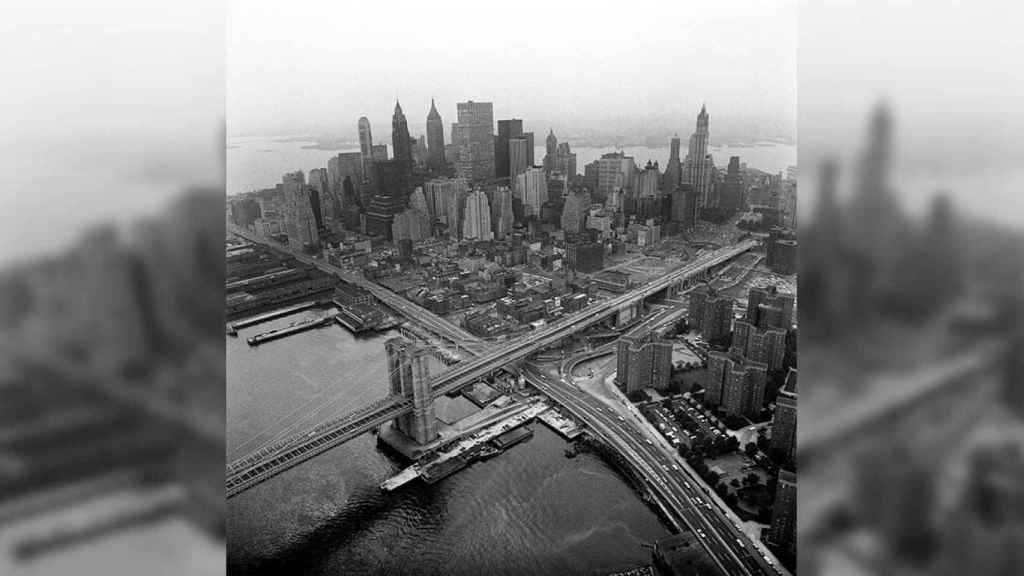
[385,337,438,445]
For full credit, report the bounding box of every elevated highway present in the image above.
[226,239,758,499]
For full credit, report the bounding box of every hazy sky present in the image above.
[228,0,797,142]
[1,1,223,266]
[799,0,1024,227]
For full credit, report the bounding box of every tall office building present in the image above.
[682,104,713,221]
[543,129,557,174]
[598,152,636,201]
[328,152,364,204]
[496,118,523,179]
[720,156,744,211]
[509,137,530,179]
[771,368,797,463]
[392,207,430,243]
[636,160,661,220]
[372,144,388,162]
[414,135,427,166]
[561,189,591,235]
[547,172,568,203]
[358,116,374,183]
[452,101,495,183]
[423,177,468,234]
[515,167,547,219]
[555,142,577,178]
[566,241,604,273]
[491,185,514,239]
[687,284,734,342]
[461,189,493,241]
[391,101,414,180]
[282,171,319,248]
[308,167,330,225]
[767,469,797,556]
[662,134,682,191]
[583,160,600,194]
[671,183,697,227]
[364,160,406,239]
[426,98,445,169]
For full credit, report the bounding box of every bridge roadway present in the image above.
[229,225,484,352]
[523,365,782,576]
[226,240,759,498]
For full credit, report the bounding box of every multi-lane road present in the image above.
[229,225,483,351]
[524,365,786,576]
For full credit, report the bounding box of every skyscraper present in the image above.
[372,144,388,161]
[515,167,547,219]
[636,160,661,220]
[423,177,468,234]
[391,101,414,181]
[491,185,514,239]
[426,98,445,169]
[598,152,636,201]
[282,171,319,248]
[720,156,744,211]
[495,118,523,179]
[543,129,557,174]
[461,189,493,241]
[364,160,406,239]
[358,116,374,183]
[662,134,682,191]
[508,136,530,179]
[682,104,713,221]
[555,141,576,178]
[452,101,495,183]
[561,188,591,235]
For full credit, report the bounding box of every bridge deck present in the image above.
[226,240,759,498]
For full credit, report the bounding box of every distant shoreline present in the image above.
[228,134,795,151]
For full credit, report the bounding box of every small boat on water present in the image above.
[476,445,501,461]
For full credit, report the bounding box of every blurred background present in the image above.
[3,1,1023,575]
[797,1,1024,575]
[0,2,225,575]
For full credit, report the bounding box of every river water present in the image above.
[226,309,670,575]
[227,137,796,196]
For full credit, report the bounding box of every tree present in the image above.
[745,473,760,486]
[744,443,759,458]
[725,436,740,452]
[730,478,741,488]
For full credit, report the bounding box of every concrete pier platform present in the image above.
[538,408,582,440]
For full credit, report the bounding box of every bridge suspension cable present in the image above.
[230,354,419,467]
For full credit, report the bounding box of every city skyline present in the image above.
[227,0,796,141]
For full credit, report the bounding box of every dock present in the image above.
[538,408,582,440]
[380,466,421,491]
[245,314,335,346]
[231,300,323,331]
[380,400,548,491]
[491,427,533,450]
